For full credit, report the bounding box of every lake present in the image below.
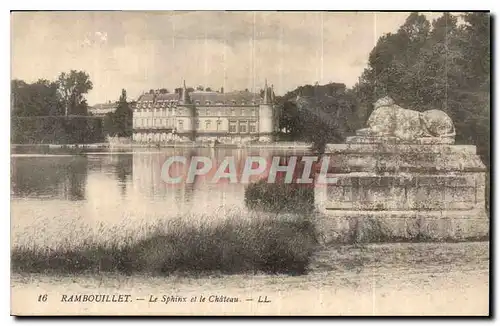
[10,147,313,249]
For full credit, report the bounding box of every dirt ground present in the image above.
[11,241,490,316]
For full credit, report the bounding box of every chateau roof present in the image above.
[189,91,261,104]
[137,89,272,105]
[91,102,116,110]
[138,93,179,102]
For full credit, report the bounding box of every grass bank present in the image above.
[11,214,318,276]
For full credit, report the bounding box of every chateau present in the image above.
[132,80,278,143]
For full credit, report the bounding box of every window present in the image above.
[178,120,184,131]
[195,119,200,129]
[206,109,211,116]
[229,121,237,133]
[232,100,237,105]
[239,121,247,133]
[205,120,212,130]
[251,108,256,116]
[249,121,257,133]
[241,109,246,116]
[231,108,235,116]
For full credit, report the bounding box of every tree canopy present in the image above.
[11,70,93,117]
[103,89,133,137]
[278,12,490,165]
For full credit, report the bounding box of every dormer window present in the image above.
[195,100,201,105]
[232,100,237,105]
[241,101,246,105]
[205,101,211,105]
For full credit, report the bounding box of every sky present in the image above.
[11,11,447,105]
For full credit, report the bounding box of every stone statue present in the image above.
[355,96,455,143]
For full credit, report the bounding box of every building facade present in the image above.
[132,80,278,143]
[89,102,117,117]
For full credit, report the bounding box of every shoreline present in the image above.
[11,241,490,316]
[10,141,313,151]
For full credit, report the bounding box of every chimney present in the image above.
[220,86,224,94]
[263,79,269,104]
[181,80,188,104]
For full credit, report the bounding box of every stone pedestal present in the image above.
[315,139,489,243]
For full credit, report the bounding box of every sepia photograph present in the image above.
[9,10,491,316]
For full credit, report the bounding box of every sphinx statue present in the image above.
[354,96,455,144]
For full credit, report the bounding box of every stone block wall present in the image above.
[316,143,489,243]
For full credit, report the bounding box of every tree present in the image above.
[57,70,93,116]
[351,12,490,168]
[159,88,169,94]
[274,82,357,151]
[103,89,133,137]
[11,79,62,117]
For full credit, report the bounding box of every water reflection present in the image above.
[11,148,316,248]
[11,148,314,221]
[11,156,88,201]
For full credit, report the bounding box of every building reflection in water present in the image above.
[11,148,315,220]
[129,148,314,216]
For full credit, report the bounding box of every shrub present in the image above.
[11,214,319,276]
[244,179,315,213]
